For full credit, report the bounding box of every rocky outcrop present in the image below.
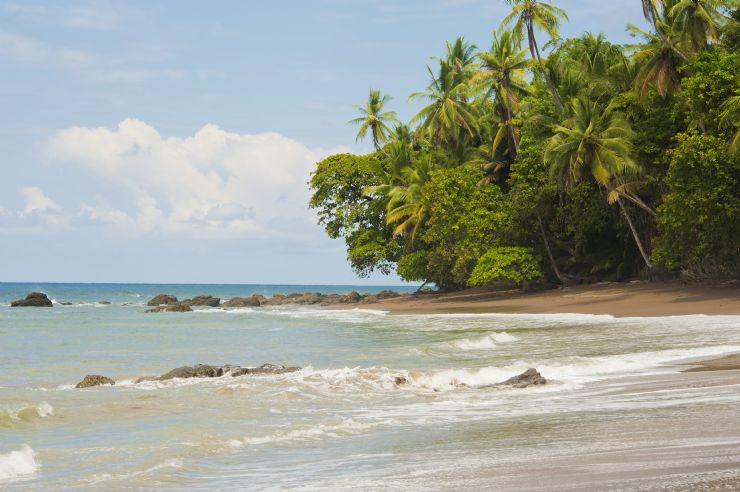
[98,301,111,305]
[342,291,363,303]
[495,368,546,388]
[11,292,53,307]
[76,375,115,388]
[145,302,193,313]
[147,294,178,306]
[375,290,401,300]
[157,363,300,380]
[222,295,261,307]
[182,295,220,307]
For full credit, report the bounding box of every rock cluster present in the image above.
[493,368,547,388]
[11,292,53,307]
[75,375,115,388]
[143,290,406,312]
[138,363,301,383]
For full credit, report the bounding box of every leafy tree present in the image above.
[469,247,543,289]
[501,0,569,112]
[349,89,399,150]
[653,133,740,276]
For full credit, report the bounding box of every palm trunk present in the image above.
[617,197,653,270]
[537,215,568,284]
[617,190,657,219]
[502,77,519,157]
[528,25,564,114]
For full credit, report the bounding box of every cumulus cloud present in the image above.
[20,186,62,213]
[46,119,343,238]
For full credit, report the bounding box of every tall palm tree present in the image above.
[348,89,399,150]
[641,0,664,29]
[545,96,653,269]
[669,0,729,49]
[445,36,478,84]
[473,29,530,158]
[500,0,569,113]
[628,12,690,101]
[409,60,479,151]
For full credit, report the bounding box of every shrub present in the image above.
[469,247,543,289]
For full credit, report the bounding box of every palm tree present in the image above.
[409,60,479,151]
[385,159,434,239]
[445,36,478,84]
[473,29,530,158]
[500,0,569,113]
[628,12,690,101]
[545,96,653,269]
[348,89,399,150]
[641,0,664,29]
[720,95,740,153]
[669,0,728,49]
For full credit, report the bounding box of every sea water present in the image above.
[1,283,739,490]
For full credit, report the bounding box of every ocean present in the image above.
[1,282,739,490]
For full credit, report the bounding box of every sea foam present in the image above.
[0,445,38,482]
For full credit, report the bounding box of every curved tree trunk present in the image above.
[617,197,653,271]
[502,77,519,158]
[528,24,564,114]
[537,215,568,284]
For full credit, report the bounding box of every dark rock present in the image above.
[495,368,546,388]
[222,295,261,307]
[159,364,224,380]
[182,295,220,307]
[98,301,111,305]
[394,376,408,386]
[76,375,115,388]
[145,302,192,313]
[60,302,73,306]
[344,291,362,303]
[10,292,53,307]
[375,290,401,299]
[147,294,178,306]
[230,363,301,377]
[134,376,159,383]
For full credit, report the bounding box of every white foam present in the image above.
[0,445,38,482]
[36,402,54,417]
[237,418,382,446]
[452,332,518,350]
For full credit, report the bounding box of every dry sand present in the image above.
[367,282,740,317]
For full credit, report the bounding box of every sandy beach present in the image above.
[365,282,740,317]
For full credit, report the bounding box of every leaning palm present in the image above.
[627,13,690,101]
[720,95,740,153]
[545,96,653,269]
[500,0,569,113]
[409,60,479,150]
[348,89,399,150]
[669,0,729,49]
[473,29,529,158]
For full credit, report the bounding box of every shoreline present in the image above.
[361,281,740,317]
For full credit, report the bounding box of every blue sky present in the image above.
[0,0,647,284]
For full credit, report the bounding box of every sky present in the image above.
[0,0,648,284]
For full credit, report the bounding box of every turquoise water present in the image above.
[1,283,739,490]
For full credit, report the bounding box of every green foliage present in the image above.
[469,247,543,288]
[316,3,740,288]
[653,133,740,277]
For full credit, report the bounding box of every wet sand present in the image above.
[367,282,740,317]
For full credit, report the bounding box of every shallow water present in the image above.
[1,283,739,490]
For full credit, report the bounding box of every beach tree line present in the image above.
[309,0,740,290]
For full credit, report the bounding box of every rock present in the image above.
[394,376,408,385]
[495,368,546,388]
[262,294,287,306]
[222,295,261,308]
[344,291,362,303]
[147,294,178,306]
[10,292,53,307]
[98,301,111,305]
[159,364,224,380]
[134,376,158,383]
[145,302,192,313]
[182,295,220,307]
[60,302,73,306]
[375,290,401,299]
[295,292,323,304]
[76,375,115,388]
[230,363,301,377]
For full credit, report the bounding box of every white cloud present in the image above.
[47,119,344,238]
[19,186,62,214]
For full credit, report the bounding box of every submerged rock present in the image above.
[145,302,192,313]
[146,294,178,306]
[98,301,111,305]
[159,364,224,380]
[76,375,115,388]
[222,295,261,307]
[495,368,546,388]
[230,363,301,377]
[59,301,73,306]
[154,363,301,381]
[11,292,53,307]
[394,376,408,386]
[182,295,220,307]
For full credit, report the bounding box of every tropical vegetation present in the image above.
[311,0,740,290]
